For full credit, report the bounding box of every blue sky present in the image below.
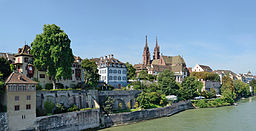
[0,0,256,74]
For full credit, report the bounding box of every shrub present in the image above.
[45,83,53,90]
[36,84,42,90]
[54,103,65,114]
[44,99,54,114]
[56,83,64,89]
[67,104,79,112]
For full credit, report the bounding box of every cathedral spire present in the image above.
[153,36,160,60]
[143,35,150,65]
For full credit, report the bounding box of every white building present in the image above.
[93,54,127,89]
[192,64,213,72]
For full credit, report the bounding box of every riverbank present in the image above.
[101,96,256,131]
[99,100,194,129]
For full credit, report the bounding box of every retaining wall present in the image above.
[35,108,100,131]
[0,112,8,131]
[102,100,194,127]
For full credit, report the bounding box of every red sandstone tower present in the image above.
[143,35,151,65]
[153,37,160,60]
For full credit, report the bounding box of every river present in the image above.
[101,97,256,131]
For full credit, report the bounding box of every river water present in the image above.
[101,97,256,131]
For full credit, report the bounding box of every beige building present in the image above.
[4,72,37,131]
[192,64,213,72]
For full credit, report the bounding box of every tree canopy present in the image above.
[31,24,74,89]
[179,76,202,100]
[125,62,136,80]
[158,69,179,95]
[81,58,99,88]
[0,58,11,79]
[190,72,220,82]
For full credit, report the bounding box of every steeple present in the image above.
[143,35,151,65]
[153,36,160,60]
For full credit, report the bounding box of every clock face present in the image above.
[29,66,32,71]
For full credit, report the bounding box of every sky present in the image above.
[0,0,256,74]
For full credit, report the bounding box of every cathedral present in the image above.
[134,36,189,82]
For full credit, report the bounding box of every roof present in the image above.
[91,54,126,67]
[198,64,212,72]
[162,55,185,65]
[213,70,237,78]
[0,53,15,63]
[151,59,160,65]
[5,72,38,84]
[15,45,32,57]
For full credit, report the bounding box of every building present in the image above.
[0,52,15,64]
[134,36,189,82]
[213,70,237,84]
[239,71,255,84]
[192,64,213,72]
[93,54,127,88]
[8,45,83,88]
[3,72,37,131]
[201,80,221,94]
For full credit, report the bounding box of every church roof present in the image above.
[5,72,38,84]
[162,55,185,65]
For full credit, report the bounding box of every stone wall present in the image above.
[99,90,141,110]
[36,90,98,110]
[0,113,8,131]
[102,100,194,127]
[35,108,100,131]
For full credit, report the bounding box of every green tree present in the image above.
[103,97,114,114]
[138,70,148,80]
[249,79,256,94]
[179,76,202,100]
[125,62,136,80]
[31,24,74,89]
[0,57,11,79]
[234,80,250,98]
[81,59,99,88]
[221,75,235,99]
[158,70,179,95]
[208,88,216,98]
[191,72,220,82]
[136,92,151,109]
[0,73,4,95]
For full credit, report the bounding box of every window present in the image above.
[109,76,112,80]
[15,96,19,101]
[118,76,121,80]
[14,105,20,111]
[123,76,126,80]
[109,69,112,73]
[122,70,126,74]
[72,70,74,74]
[118,70,121,74]
[24,57,28,63]
[27,95,31,100]
[26,104,31,110]
[22,115,26,119]
[113,70,117,74]
[114,76,117,80]
[40,74,45,78]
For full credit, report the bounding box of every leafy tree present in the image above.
[234,80,250,98]
[138,70,148,80]
[0,73,5,95]
[0,58,11,79]
[208,88,216,98]
[249,79,256,94]
[191,72,220,82]
[221,75,235,99]
[136,92,151,109]
[179,76,202,100]
[31,24,74,89]
[158,70,179,95]
[221,89,235,104]
[125,62,136,80]
[103,97,114,114]
[81,59,99,88]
